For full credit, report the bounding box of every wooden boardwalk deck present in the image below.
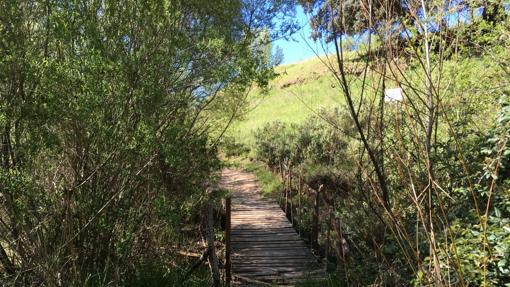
[221,169,323,285]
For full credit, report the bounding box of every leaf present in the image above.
[495,207,502,218]
[498,259,507,267]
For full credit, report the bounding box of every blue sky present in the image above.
[273,6,329,65]
[274,3,489,65]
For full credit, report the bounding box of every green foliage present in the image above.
[228,56,351,147]
[0,0,297,285]
[254,121,295,167]
[219,136,250,158]
[235,12,510,285]
[417,96,510,287]
[125,263,211,287]
[443,216,510,286]
[296,273,346,287]
[299,0,403,38]
[253,109,350,169]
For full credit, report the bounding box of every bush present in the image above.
[220,136,250,157]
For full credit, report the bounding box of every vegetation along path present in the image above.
[221,169,323,285]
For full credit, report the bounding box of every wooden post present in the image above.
[225,196,231,285]
[312,186,321,250]
[325,207,332,268]
[285,188,288,216]
[206,191,221,287]
[298,174,302,235]
[278,161,282,207]
[285,168,288,216]
[288,166,292,221]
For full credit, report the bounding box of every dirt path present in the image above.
[220,168,323,285]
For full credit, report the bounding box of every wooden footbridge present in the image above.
[220,169,323,285]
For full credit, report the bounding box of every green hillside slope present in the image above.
[229,52,500,148]
[229,56,347,146]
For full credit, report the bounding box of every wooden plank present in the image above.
[232,247,310,254]
[232,246,309,252]
[231,220,291,224]
[232,211,282,214]
[231,217,288,221]
[231,230,296,234]
[231,232,297,237]
[237,272,326,280]
[231,222,291,226]
[232,213,284,216]
[233,265,318,272]
[233,265,320,272]
[231,222,289,226]
[231,226,295,231]
[232,228,297,233]
[233,251,312,257]
[232,217,288,221]
[231,224,293,229]
[231,223,291,228]
[231,232,298,238]
[232,241,308,247]
[232,244,309,251]
[233,255,312,260]
[231,237,301,243]
[233,259,317,266]
[233,256,316,263]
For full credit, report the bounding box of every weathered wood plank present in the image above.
[231,232,298,238]
[232,253,315,259]
[231,237,302,243]
[233,260,318,266]
[232,249,311,256]
[231,228,296,234]
[220,168,323,285]
[233,265,319,272]
[232,241,308,247]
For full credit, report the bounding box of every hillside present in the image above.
[229,56,344,146]
[230,51,500,149]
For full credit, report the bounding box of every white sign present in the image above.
[384,88,403,102]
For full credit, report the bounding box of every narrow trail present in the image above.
[220,168,323,285]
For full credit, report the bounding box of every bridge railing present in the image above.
[274,163,349,268]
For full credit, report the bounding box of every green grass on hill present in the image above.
[230,56,348,147]
[230,52,501,149]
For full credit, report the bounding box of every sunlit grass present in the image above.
[230,62,347,147]
[229,51,500,150]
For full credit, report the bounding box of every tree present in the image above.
[301,0,510,285]
[299,0,404,40]
[0,0,297,285]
